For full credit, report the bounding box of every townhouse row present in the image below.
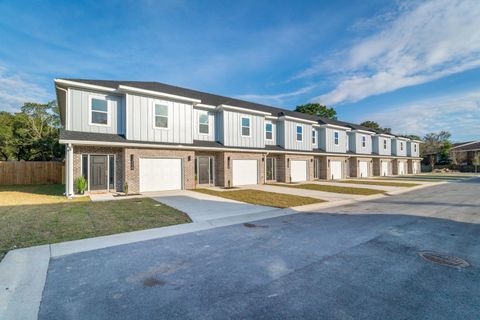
[55,79,422,196]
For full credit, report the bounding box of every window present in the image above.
[334,131,339,145]
[312,129,316,145]
[90,98,108,125]
[265,123,273,140]
[109,155,115,190]
[296,125,303,141]
[414,144,417,152]
[383,139,387,149]
[82,155,89,185]
[154,104,168,128]
[199,112,209,134]
[362,136,366,148]
[241,117,250,136]
[400,142,404,151]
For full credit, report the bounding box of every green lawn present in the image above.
[194,188,324,208]
[272,183,385,195]
[338,180,420,187]
[0,184,191,261]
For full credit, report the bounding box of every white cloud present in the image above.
[307,0,480,105]
[0,66,50,112]
[236,86,315,106]
[361,91,480,141]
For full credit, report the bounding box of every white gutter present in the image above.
[117,85,201,104]
[353,129,375,135]
[320,124,352,131]
[280,115,318,125]
[194,103,217,110]
[59,138,422,159]
[54,79,117,92]
[217,104,271,116]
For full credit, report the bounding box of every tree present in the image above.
[0,112,14,160]
[404,134,421,141]
[421,131,452,168]
[295,103,337,119]
[0,101,63,161]
[473,152,480,173]
[359,120,391,134]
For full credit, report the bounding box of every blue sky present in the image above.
[0,0,479,141]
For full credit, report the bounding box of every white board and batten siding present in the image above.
[69,88,125,134]
[407,141,420,157]
[280,120,313,151]
[193,108,215,141]
[220,110,265,148]
[320,128,348,153]
[372,136,392,156]
[232,160,258,186]
[348,132,372,154]
[125,93,193,144]
[264,120,277,146]
[391,139,408,157]
[291,160,307,182]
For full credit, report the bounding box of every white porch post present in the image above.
[65,144,74,198]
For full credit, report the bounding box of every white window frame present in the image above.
[400,142,404,151]
[362,135,366,148]
[198,111,209,135]
[334,131,339,145]
[265,122,273,140]
[312,129,316,145]
[89,95,110,127]
[153,102,169,130]
[241,116,251,137]
[296,125,303,142]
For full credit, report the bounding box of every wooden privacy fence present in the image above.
[0,161,64,185]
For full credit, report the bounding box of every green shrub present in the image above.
[74,176,87,194]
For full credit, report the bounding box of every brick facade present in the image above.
[281,154,315,183]
[320,156,349,180]
[348,157,373,178]
[123,147,195,194]
[221,152,266,188]
[73,145,124,192]
[372,158,393,176]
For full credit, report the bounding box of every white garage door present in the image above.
[330,160,342,180]
[413,162,419,174]
[381,162,389,176]
[359,161,369,178]
[398,162,406,175]
[232,160,258,186]
[291,160,307,182]
[139,158,182,192]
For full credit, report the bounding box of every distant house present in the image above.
[451,141,480,165]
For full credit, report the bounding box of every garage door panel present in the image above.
[330,161,342,180]
[233,160,258,186]
[359,161,368,178]
[381,162,389,176]
[291,160,307,182]
[139,158,182,192]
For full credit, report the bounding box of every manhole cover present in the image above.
[418,251,470,268]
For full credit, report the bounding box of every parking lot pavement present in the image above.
[38,178,480,319]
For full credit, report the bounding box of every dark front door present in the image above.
[90,155,108,191]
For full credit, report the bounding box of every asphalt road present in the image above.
[39,178,480,319]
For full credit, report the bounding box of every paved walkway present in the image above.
[246,184,365,201]
[145,190,276,222]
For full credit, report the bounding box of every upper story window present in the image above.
[198,112,209,134]
[154,104,168,128]
[265,123,273,140]
[334,131,339,145]
[400,142,404,151]
[414,144,417,152]
[241,117,250,136]
[296,125,303,141]
[383,139,387,149]
[312,129,316,145]
[90,97,109,126]
[362,136,366,148]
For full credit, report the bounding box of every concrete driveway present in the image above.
[144,190,275,222]
[38,178,480,319]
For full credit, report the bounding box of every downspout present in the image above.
[66,143,74,198]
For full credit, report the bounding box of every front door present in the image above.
[90,155,108,191]
[266,157,276,181]
[197,156,214,185]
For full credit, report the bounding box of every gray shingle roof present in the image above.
[451,141,480,151]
